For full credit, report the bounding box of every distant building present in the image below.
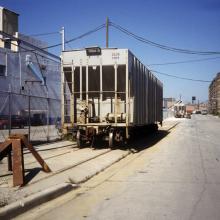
[209,72,220,115]
[0,6,60,116]
[163,97,176,109]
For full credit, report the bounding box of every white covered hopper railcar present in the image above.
[61,47,163,147]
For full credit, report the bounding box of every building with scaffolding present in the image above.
[209,72,220,115]
[0,6,61,119]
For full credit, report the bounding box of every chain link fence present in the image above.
[0,90,61,145]
[163,108,174,120]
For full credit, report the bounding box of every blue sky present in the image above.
[1,0,220,102]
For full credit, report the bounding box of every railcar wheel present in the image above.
[76,130,84,148]
[90,135,96,148]
[109,132,114,148]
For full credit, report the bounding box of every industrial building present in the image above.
[209,72,220,115]
[0,6,60,118]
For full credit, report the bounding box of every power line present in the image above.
[8,35,212,83]
[0,23,105,59]
[109,21,214,82]
[0,30,60,60]
[30,31,60,37]
[150,69,212,82]
[43,23,106,50]
[110,21,220,55]
[66,41,73,50]
[10,41,61,64]
[148,56,220,66]
[67,24,106,44]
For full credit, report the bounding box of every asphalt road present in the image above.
[17,115,220,220]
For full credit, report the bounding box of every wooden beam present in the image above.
[12,139,24,187]
[21,136,51,173]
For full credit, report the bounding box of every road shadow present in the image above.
[121,130,170,152]
[90,129,170,151]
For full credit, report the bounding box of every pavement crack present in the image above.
[188,119,208,220]
[189,184,206,220]
[194,120,208,183]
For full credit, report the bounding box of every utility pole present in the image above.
[106,17,109,48]
[61,27,65,51]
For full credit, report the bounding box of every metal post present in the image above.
[8,84,11,136]
[47,93,50,142]
[28,94,31,142]
[61,62,64,125]
[5,52,8,76]
[100,63,103,120]
[80,65,83,101]
[106,17,109,48]
[61,27,65,51]
[114,64,117,124]
[70,61,74,124]
[126,58,129,139]
[86,65,89,123]
[100,63,103,101]
[19,52,22,87]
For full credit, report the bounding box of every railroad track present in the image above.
[24,144,120,185]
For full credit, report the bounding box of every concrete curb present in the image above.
[166,122,179,131]
[0,183,77,219]
[160,121,179,132]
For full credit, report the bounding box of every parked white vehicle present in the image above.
[201,109,208,115]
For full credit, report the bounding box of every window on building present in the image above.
[0,65,6,77]
[4,40,11,50]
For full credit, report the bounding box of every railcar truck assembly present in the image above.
[61,47,163,147]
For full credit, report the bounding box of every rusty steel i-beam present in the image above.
[0,134,51,187]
